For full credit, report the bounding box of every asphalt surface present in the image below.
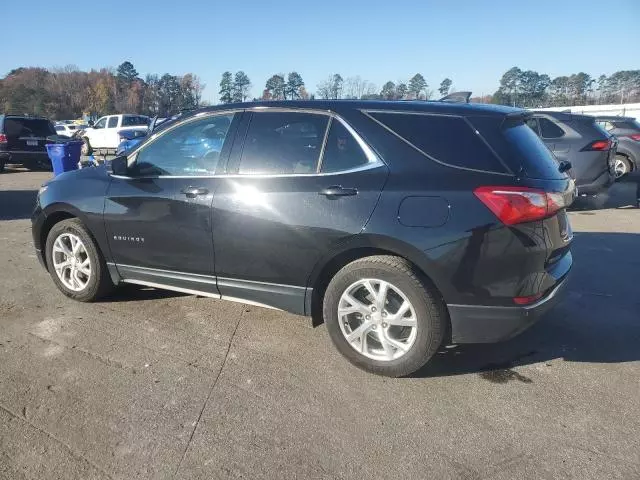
[0,165,639,479]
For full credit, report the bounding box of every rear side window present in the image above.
[3,118,56,137]
[320,120,369,173]
[107,117,118,128]
[368,112,507,173]
[238,112,328,174]
[55,126,65,132]
[539,118,565,138]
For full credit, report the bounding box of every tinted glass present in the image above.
[539,118,565,138]
[370,112,506,172]
[122,115,148,126]
[320,120,369,173]
[238,112,328,174]
[94,118,106,129]
[107,117,118,128]
[55,126,65,132]
[3,118,56,137]
[503,123,564,179]
[133,114,234,176]
[525,118,540,135]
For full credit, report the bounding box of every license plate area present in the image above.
[26,140,38,146]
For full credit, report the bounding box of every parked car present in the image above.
[54,123,88,138]
[0,115,57,172]
[80,114,149,155]
[32,100,574,377]
[594,116,640,178]
[528,111,616,194]
[115,114,189,155]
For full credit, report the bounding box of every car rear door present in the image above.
[211,109,388,313]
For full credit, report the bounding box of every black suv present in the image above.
[32,101,574,376]
[527,111,616,194]
[594,116,640,178]
[0,115,56,172]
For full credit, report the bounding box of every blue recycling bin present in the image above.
[46,140,83,177]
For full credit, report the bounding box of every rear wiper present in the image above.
[558,160,572,173]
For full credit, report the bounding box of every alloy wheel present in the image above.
[52,233,91,291]
[338,279,418,361]
[614,157,628,179]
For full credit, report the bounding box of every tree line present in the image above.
[0,61,205,120]
[2,60,640,120]
[492,67,640,107]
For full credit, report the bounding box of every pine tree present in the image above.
[219,71,233,104]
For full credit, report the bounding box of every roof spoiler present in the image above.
[501,110,532,129]
[438,91,471,103]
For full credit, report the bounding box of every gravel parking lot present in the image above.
[0,165,639,480]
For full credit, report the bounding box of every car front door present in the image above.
[105,116,120,148]
[211,110,389,313]
[104,111,239,294]
[90,117,107,147]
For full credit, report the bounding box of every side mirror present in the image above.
[107,155,128,176]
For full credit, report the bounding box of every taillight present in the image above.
[513,293,544,305]
[625,134,640,142]
[582,139,611,151]
[474,186,568,225]
[0,134,7,144]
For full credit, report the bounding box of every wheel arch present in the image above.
[306,234,450,336]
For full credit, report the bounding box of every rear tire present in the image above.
[614,155,631,180]
[323,255,445,377]
[45,218,113,302]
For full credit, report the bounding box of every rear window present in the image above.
[470,115,565,180]
[122,115,149,127]
[3,118,56,137]
[368,112,507,173]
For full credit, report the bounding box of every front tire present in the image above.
[323,255,445,377]
[45,218,113,302]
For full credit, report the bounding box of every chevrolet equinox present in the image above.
[32,101,574,376]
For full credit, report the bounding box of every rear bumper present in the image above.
[577,169,614,195]
[447,274,570,344]
[0,150,49,165]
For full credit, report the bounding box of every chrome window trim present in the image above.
[116,106,384,179]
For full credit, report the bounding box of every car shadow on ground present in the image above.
[0,189,38,220]
[102,284,187,302]
[414,230,640,380]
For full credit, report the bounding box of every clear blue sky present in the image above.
[4,0,639,102]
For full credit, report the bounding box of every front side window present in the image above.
[94,117,106,129]
[131,114,234,177]
[320,120,369,173]
[539,118,565,138]
[238,112,328,174]
[107,117,119,128]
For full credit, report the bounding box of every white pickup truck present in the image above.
[80,114,149,155]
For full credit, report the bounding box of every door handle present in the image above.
[180,187,209,198]
[319,186,358,197]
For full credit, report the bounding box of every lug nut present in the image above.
[382,323,388,328]
[372,325,377,329]
[365,315,371,320]
[371,307,377,312]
